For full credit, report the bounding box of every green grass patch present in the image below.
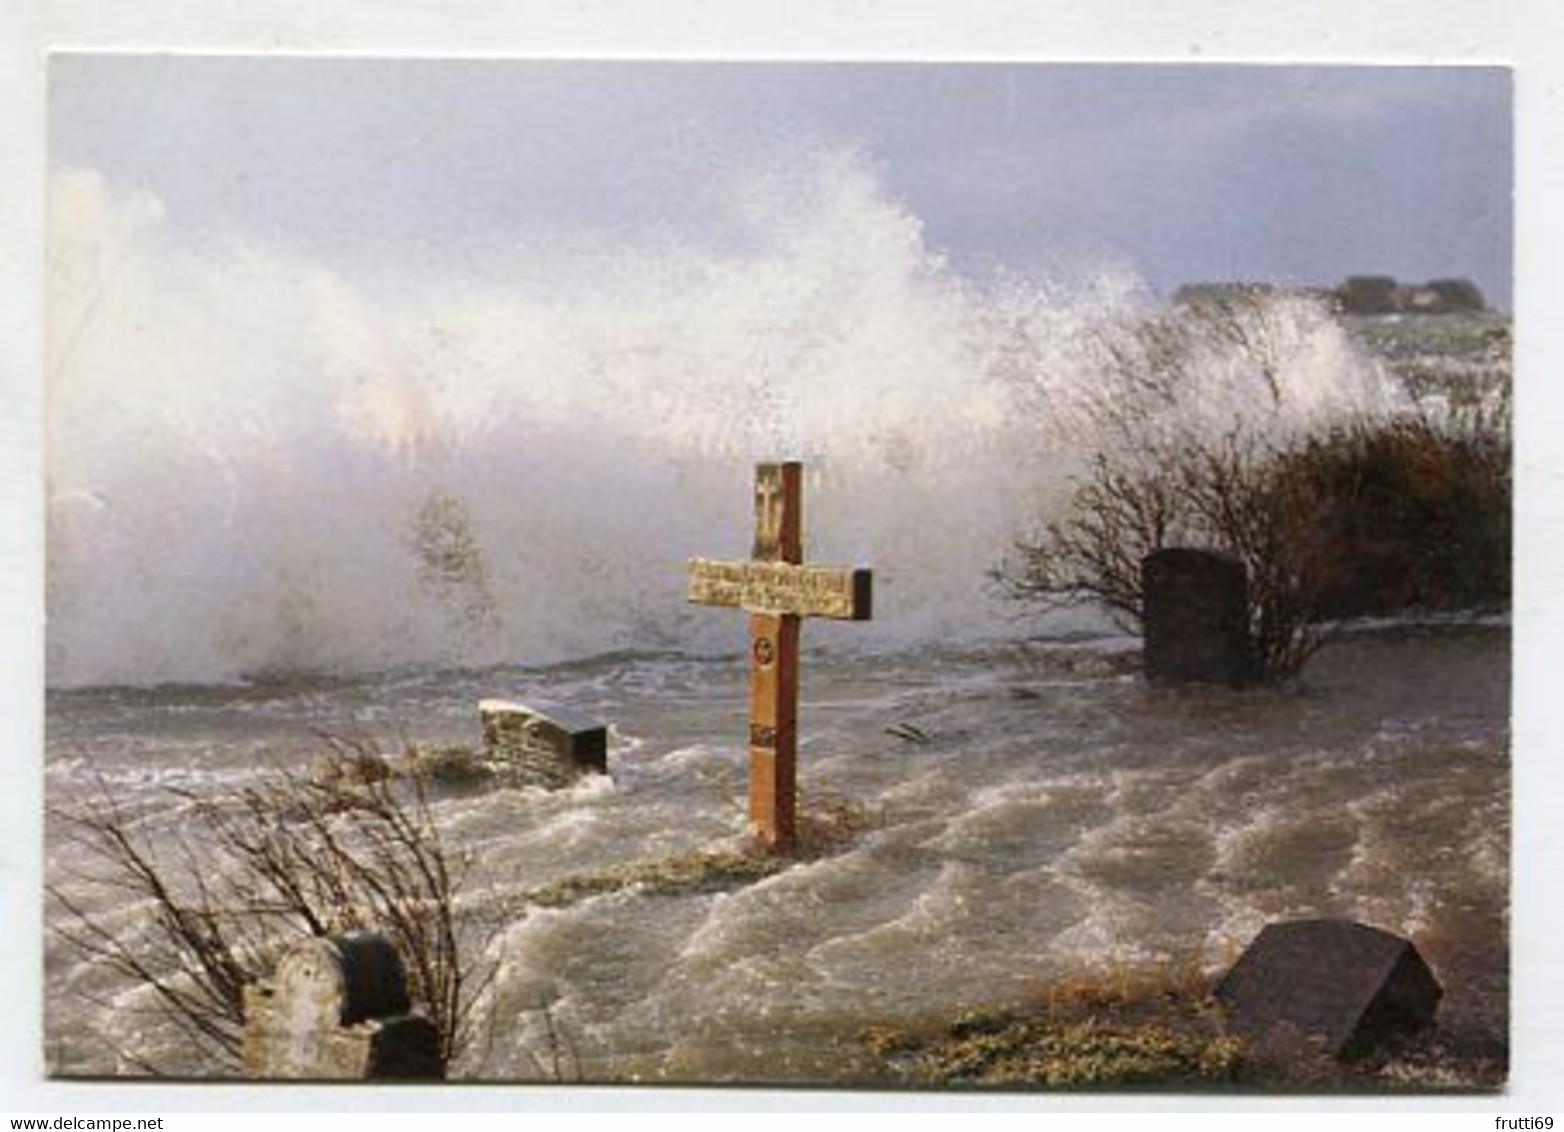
[523,794,880,908]
[860,960,1508,1093]
[525,845,784,907]
[868,1016,1244,1089]
[862,964,1243,1090]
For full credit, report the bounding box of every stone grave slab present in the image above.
[243,932,444,1080]
[480,698,608,788]
[1214,919,1443,1059]
[1141,547,1254,687]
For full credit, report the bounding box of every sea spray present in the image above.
[46,154,1399,687]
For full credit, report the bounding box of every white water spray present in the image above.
[45,154,1399,687]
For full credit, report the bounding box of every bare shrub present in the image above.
[48,737,498,1075]
[999,422,1338,681]
[1272,415,1510,617]
[996,292,1507,682]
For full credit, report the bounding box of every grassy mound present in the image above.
[869,1015,1243,1089]
[860,962,1507,1093]
[863,966,1242,1090]
[525,846,783,907]
[523,795,880,908]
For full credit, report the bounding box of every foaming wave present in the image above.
[47,152,1399,686]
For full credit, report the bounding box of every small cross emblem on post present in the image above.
[688,462,873,852]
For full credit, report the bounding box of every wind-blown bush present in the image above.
[999,423,1342,681]
[48,738,498,1075]
[996,292,1510,682]
[1273,415,1510,618]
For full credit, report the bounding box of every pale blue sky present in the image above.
[49,57,1512,307]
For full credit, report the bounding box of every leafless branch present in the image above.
[48,741,500,1075]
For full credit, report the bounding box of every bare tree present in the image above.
[996,293,1381,683]
[48,738,499,1075]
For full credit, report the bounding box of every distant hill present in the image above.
[1173,276,1489,317]
[1171,276,1507,409]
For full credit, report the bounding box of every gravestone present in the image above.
[243,933,444,1079]
[1141,548,1254,687]
[480,698,609,788]
[1214,919,1443,1059]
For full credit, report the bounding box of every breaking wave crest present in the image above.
[46,151,1399,686]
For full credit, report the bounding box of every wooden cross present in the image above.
[688,462,873,851]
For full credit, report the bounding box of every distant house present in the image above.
[1326,276,1488,315]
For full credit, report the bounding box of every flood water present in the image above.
[42,81,1513,1089]
[44,621,1509,1084]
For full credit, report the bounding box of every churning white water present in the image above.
[44,628,1509,1081]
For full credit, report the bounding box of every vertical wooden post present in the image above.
[748,462,802,850]
[687,461,872,853]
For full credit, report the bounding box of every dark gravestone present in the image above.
[480,698,609,788]
[1141,548,1253,687]
[1214,919,1443,1059]
[330,932,411,1023]
[243,932,445,1080]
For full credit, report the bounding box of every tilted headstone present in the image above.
[480,698,608,788]
[1214,919,1443,1059]
[1141,547,1254,687]
[243,932,444,1079]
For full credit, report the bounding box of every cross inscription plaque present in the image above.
[688,461,872,851]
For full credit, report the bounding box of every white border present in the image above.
[4,0,1559,1114]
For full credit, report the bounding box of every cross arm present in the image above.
[687,557,873,621]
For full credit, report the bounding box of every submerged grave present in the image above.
[1214,919,1443,1061]
[1141,548,1254,688]
[243,933,443,1080]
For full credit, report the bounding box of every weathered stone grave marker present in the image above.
[243,932,444,1079]
[1141,547,1254,687]
[688,461,873,851]
[1214,919,1443,1059]
[480,698,609,788]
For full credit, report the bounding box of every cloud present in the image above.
[47,58,1509,306]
